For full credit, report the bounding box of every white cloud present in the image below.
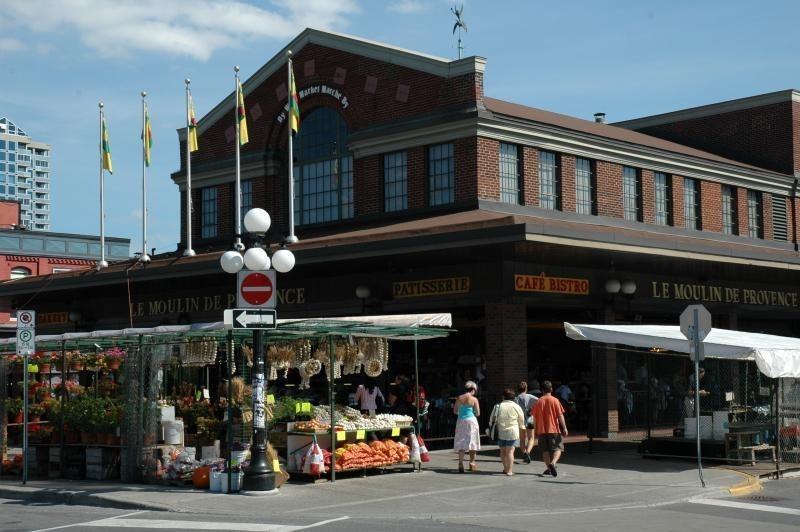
[388,1,429,14]
[0,37,24,51]
[1,0,359,61]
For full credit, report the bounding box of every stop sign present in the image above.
[237,270,276,308]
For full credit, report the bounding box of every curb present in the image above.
[0,486,169,512]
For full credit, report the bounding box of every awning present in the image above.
[564,323,800,378]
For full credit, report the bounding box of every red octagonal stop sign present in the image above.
[237,270,276,308]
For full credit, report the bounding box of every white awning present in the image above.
[564,323,800,378]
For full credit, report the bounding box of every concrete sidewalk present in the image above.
[0,444,750,519]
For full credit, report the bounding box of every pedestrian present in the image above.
[531,380,568,477]
[514,381,538,463]
[355,377,385,416]
[489,388,525,476]
[453,380,481,473]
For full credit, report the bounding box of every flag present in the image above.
[236,79,249,145]
[101,116,113,174]
[289,64,300,135]
[188,92,199,152]
[143,104,153,167]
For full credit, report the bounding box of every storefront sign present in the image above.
[651,281,799,308]
[514,274,590,295]
[276,84,349,124]
[392,277,470,298]
[130,288,305,319]
[38,312,69,325]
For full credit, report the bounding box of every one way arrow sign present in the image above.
[224,309,277,330]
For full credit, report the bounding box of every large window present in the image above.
[293,107,353,224]
[747,190,763,238]
[654,172,671,225]
[683,178,701,230]
[575,158,595,215]
[539,150,559,210]
[384,151,407,212]
[9,267,31,280]
[622,166,642,221]
[240,179,252,223]
[722,185,737,235]
[428,143,454,206]
[499,143,520,204]
[201,186,217,239]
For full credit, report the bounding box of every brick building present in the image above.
[2,29,800,437]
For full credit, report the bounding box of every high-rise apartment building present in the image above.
[0,117,51,231]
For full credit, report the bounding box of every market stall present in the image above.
[0,314,452,489]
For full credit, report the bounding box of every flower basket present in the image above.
[38,363,51,373]
[103,347,125,371]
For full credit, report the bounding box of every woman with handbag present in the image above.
[489,388,525,476]
[453,380,481,472]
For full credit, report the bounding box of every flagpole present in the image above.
[184,79,196,257]
[140,91,151,263]
[97,102,108,270]
[286,50,298,244]
[233,66,244,251]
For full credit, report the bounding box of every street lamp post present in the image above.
[219,207,295,493]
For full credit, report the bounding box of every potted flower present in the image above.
[34,352,55,373]
[68,350,83,372]
[6,397,23,424]
[84,352,102,372]
[104,347,125,371]
[28,403,45,423]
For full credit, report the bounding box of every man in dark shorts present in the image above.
[531,380,568,477]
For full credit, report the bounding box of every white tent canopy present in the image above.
[564,323,800,378]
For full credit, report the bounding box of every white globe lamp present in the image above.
[272,248,295,273]
[621,279,637,295]
[220,250,244,273]
[605,279,621,294]
[243,247,271,271]
[243,208,271,234]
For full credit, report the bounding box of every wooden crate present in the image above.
[85,447,120,480]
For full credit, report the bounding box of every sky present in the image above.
[1,0,799,255]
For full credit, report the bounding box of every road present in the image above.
[2,476,798,532]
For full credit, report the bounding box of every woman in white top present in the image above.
[489,388,525,476]
[355,378,385,416]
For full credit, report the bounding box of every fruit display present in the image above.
[312,405,413,431]
[333,439,410,471]
[292,419,330,432]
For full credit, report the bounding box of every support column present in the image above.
[484,299,527,402]
[595,304,619,438]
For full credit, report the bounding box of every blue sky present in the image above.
[1,0,799,255]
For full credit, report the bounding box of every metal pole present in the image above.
[286,51,298,244]
[691,309,706,488]
[775,378,781,476]
[329,336,335,482]
[184,79,196,257]
[140,93,150,263]
[97,103,108,270]
[233,67,243,252]
[227,331,233,491]
[22,354,28,485]
[59,340,66,478]
[242,329,274,491]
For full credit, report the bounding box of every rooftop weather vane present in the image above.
[451,4,467,59]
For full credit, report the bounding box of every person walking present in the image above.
[355,377,385,416]
[489,388,525,476]
[531,380,568,477]
[514,381,538,463]
[453,380,481,472]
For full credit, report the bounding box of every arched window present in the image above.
[10,266,31,280]
[293,107,353,225]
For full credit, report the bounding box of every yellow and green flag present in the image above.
[101,116,112,174]
[188,92,199,153]
[289,65,300,136]
[236,80,249,145]
[143,104,153,166]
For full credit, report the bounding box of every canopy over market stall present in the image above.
[564,323,800,378]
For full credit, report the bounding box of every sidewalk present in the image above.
[0,443,748,519]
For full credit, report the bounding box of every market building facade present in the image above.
[2,29,800,437]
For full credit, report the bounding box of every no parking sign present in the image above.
[16,310,36,355]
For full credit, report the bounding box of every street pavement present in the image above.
[0,444,798,531]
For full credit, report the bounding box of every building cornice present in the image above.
[613,89,800,130]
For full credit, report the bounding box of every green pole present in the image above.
[59,340,66,478]
[227,330,233,492]
[329,335,335,483]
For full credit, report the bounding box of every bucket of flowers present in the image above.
[104,347,125,371]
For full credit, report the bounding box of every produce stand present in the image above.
[1,314,452,488]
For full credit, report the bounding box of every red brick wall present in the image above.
[700,180,723,233]
[484,300,527,401]
[0,201,20,228]
[633,101,796,174]
[521,147,539,207]
[407,146,426,209]
[560,155,576,212]
[596,161,623,217]
[354,155,381,216]
[671,175,685,228]
[736,187,750,236]
[476,137,499,201]
[641,170,655,224]
[454,137,478,204]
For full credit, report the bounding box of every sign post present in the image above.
[16,310,35,486]
[680,304,711,488]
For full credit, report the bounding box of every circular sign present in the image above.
[19,330,32,342]
[18,311,33,325]
[240,272,274,306]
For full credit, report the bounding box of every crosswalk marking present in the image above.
[33,515,349,532]
[689,498,800,516]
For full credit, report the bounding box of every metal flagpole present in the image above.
[140,92,151,263]
[285,50,298,244]
[233,67,244,252]
[97,103,108,270]
[184,79,196,257]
